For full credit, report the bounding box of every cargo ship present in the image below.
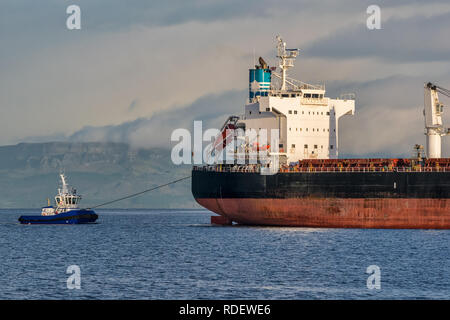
[191,36,450,229]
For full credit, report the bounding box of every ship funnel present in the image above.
[249,57,271,101]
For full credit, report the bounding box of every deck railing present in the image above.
[193,165,450,173]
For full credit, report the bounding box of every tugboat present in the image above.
[18,174,98,224]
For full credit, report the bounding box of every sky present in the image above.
[1,0,450,157]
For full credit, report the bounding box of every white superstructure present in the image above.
[41,173,82,216]
[240,36,355,163]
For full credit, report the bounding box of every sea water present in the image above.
[0,208,449,299]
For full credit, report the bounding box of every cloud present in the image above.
[69,89,246,149]
[128,99,139,112]
[63,74,450,158]
[1,1,360,145]
[304,9,450,63]
[1,0,450,159]
[339,75,450,157]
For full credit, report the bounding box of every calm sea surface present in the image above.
[0,208,449,299]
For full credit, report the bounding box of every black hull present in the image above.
[192,170,450,199]
[192,169,450,228]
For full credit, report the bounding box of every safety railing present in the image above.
[193,165,450,173]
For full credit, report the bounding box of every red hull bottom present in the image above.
[196,198,450,229]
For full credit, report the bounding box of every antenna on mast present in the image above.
[60,173,69,194]
[276,35,299,91]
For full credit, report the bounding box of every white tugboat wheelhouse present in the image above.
[41,173,82,216]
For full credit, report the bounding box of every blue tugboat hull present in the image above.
[18,209,98,225]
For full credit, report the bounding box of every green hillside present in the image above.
[0,142,196,209]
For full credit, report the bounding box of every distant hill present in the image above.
[0,142,196,209]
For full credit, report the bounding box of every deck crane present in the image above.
[424,82,450,158]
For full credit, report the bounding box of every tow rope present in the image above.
[85,175,191,210]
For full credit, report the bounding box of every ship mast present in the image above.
[276,35,299,91]
[60,173,69,194]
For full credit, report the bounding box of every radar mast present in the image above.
[276,35,299,91]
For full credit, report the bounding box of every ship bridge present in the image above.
[240,36,355,163]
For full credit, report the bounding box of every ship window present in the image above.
[289,127,291,131]
[302,111,304,114]
[330,145,334,149]
[321,145,323,149]
[321,112,323,115]
[279,144,283,148]
[314,145,318,149]
[312,94,319,98]
[282,94,289,98]
[304,93,311,98]
[308,111,310,115]
[300,128,302,131]
[304,144,308,148]
[291,144,295,148]
[326,112,330,115]
[312,128,315,132]
[306,128,308,131]
[294,110,297,114]
[249,111,252,114]
[288,110,292,114]
[266,108,270,111]
[328,129,329,132]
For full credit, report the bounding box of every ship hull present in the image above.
[195,198,450,229]
[192,170,450,229]
[18,209,98,225]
